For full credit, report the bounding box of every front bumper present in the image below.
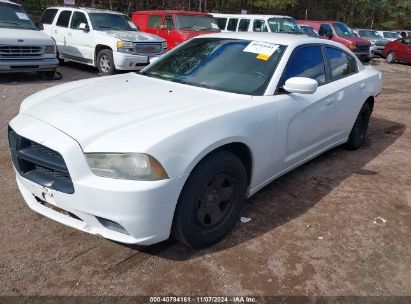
[113,51,163,71]
[0,58,58,73]
[9,114,187,245]
[353,51,371,61]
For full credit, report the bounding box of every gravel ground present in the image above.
[0,59,410,298]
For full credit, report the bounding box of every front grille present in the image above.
[0,45,43,58]
[356,44,370,52]
[8,127,74,194]
[133,43,163,55]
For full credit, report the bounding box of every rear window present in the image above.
[148,15,162,28]
[227,18,238,31]
[253,20,268,32]
[41,8,58,24]
[56,10,72,28]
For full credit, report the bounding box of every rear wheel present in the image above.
[97,49,115,76]
[172,151,247,248]
[386,52,396,64]
[345,102,371,150]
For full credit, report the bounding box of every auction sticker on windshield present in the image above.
[15,12,30,20]
[243,41,279,60]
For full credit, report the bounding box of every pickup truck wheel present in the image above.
[97,49,115,76]
[386,52,396,64]
[172,151,247,248]
[345,102,371,150]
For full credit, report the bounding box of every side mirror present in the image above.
[35,21,43,30]
[160,24,168,30]
[283,77,318,94]
[78,23,89,32]
[326,29,333,38]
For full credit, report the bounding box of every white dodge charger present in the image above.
[8,33,383,248]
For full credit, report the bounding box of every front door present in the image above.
[277,45,339,166]
[65,11,92,62]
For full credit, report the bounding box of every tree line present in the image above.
[19,0,411,29]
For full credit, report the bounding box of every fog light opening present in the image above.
[96,216,129,235]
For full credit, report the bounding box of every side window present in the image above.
[40,8,58,24]
[216,17,227,30]
[326,47,357,80]
[164,15,174,29]
[238,19,250,32]
[70,12,88,29]
[226,18,238,31]
[405,38,411,45]
[148,15,162,28]
[253,19,268,32]
[281,46,326,86]
[319,24,332,37]
[56,10,72,28]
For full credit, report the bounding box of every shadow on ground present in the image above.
[123,116,405,261]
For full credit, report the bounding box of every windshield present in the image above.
[359,30,382,39]
[301,25,319,37]
[332,23,355,36]
[142,38,285,95]
[0,3,37,30]
[89,13,137,31]
[267,17,302,33]
[383,32,400,39]
[175,15,219,31]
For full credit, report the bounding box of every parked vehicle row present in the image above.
[2,0,409,77]
[299,20,372,62]
[8,32,383,247]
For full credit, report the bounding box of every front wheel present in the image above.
[345,102,371,150]
[172,151,247,248]
[97,49,115,76]
[386,52,396,64]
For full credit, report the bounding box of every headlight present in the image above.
[44,45,56,54]
[117,40,134,53]
[348,43,356,50]
[85,153,168,181]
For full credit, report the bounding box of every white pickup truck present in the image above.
[0,0,58,77]
[40,7,167,75]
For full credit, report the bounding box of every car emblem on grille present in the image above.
[144,46,156,52]
[18,39,24,43]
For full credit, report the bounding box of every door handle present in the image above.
[54,29,58,34]
[360,83,366,90]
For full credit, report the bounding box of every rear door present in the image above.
[322,46,366,139]
[53,10,72,56]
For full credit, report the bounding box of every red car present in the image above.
[132,10,219,50]
[298,20,371,61]
[383,37,411,64]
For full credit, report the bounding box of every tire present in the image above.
[363,57,371,63]
[56,51,64,65]
[40,70,56,80]
[97,49,115,75]
[345,102,371,150]
[172,151,247,248]
[386,52,396,64]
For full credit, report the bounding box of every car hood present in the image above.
[341,35,370,45]
[0,28,54,45]
[98,30,164,42]
[20,74,251,151]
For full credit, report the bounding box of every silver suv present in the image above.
[0,0,58,77]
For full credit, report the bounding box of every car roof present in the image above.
[48,6,124,15]
[196,32,341,47]
[132,10,211,16]
[211,13,294,19]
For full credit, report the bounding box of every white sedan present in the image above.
[8,32,383,248]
